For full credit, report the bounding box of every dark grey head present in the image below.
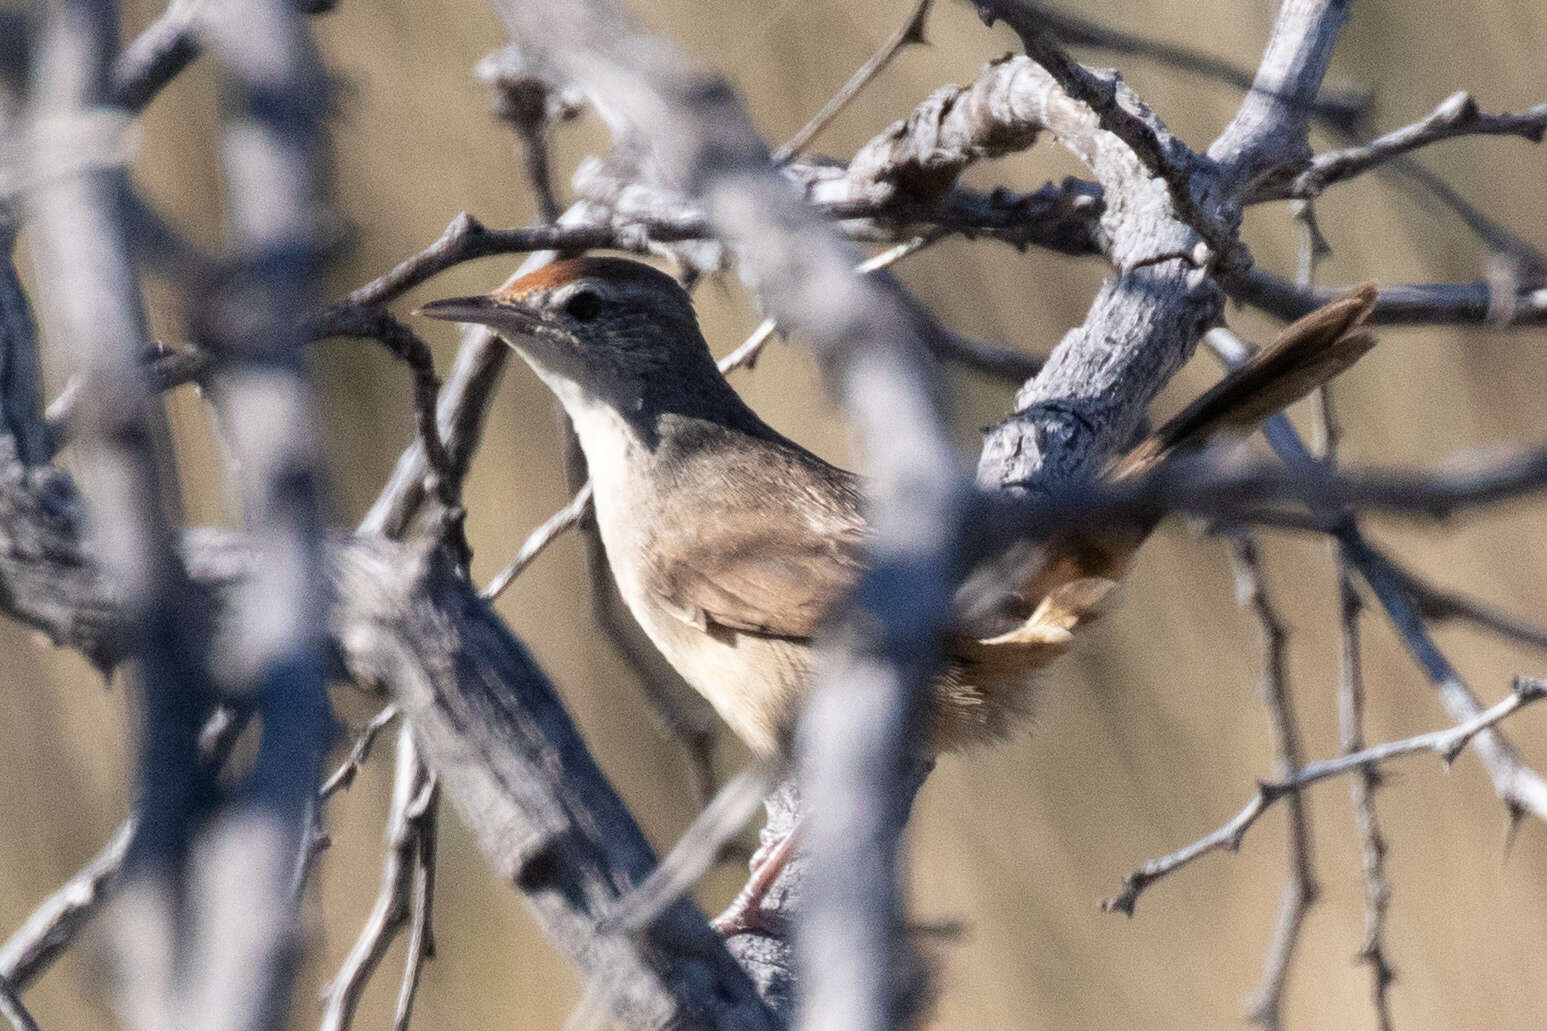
[416,256,726,417]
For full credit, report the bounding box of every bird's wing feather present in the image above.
[646,446,869,640]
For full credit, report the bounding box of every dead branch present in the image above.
[772,0,933,163]
[320,728,438,1031]
[1104,676,1547,916]
[1270,91,1547,201]
[1226,532,1318,1031]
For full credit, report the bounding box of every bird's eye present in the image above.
[564,290,602,322]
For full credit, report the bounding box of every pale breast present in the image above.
[620,587,809,757]
[577,422,809,757]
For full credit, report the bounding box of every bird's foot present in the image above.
[711,823,799,937]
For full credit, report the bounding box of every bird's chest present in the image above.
[587,471,807,757]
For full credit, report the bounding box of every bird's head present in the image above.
[416,257,718,419]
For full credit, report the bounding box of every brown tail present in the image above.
[1113,282,1379,478]
[936,284,1381,750]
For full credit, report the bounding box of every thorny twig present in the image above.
[1304,200,1395,1031]
[1225,532,1318,1031]
[1201,328,1547,823]
[1103,677,1547,917]
[1336,555,1397,1030]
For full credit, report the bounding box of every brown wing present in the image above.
[647,445,869,640]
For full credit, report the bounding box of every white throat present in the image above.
[514,347,645,514]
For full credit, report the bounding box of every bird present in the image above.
[417,257,1378,929]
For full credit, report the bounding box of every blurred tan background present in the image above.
[3,0,1547,1027]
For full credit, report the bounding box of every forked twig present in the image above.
[320,727,439,1031]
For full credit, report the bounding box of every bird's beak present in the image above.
[413,295,543,333]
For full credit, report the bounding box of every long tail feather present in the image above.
[1113,282,1379,477]
[939,284,1382,750]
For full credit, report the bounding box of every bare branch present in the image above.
[319,706,402,800]
[0,978,40,1031]
[308,308,458,520]
[1363,541,1547,654]
[1335,553,1397,1031]
[1206,0,1355,192]
[972,0,1247,270]
[475,46,584,224]
[0,820,133,993]
[23,5,217,1025]
[1103,677,1547,916]
[0,704,246,1005]
[108,0,205,112]
[772,0,933,163]
[1226,532,1318,1031]
[391,779,437,1031]
[1267,92,1547,201]
[0,231,49,467]
[1226,271,1547,327]
[320,728,437,1031]
[1206,327,1547,832]
[167,3,334,1027]
[1023,1,1367,129]
[107,0,332,113]
[329,536,780,1029]
[480,482,593,600]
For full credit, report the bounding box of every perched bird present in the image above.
[418,258,1377,926]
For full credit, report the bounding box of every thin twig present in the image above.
[772,0,933,163]
[1225,532,1318,1030]
[477,46,583,224]
[392,780,438,1031]
[320,706,402,800]
[720,233,943,373]
[320,727,438,1031]
[1270,92,1547,201]
[310,309,454,501]
[1303,203,1396,1031]
[0,822,133,992]
[1103,677,1547,916]
[1203,329,1547,828]
[0,707,246,999]
[308,309,457,518]
[1336,552,1397,1030]
[481,482,593,601]
[1226,270,1547,327]
[1365,542,1547,654]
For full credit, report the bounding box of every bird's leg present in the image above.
[711,819,801,936]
